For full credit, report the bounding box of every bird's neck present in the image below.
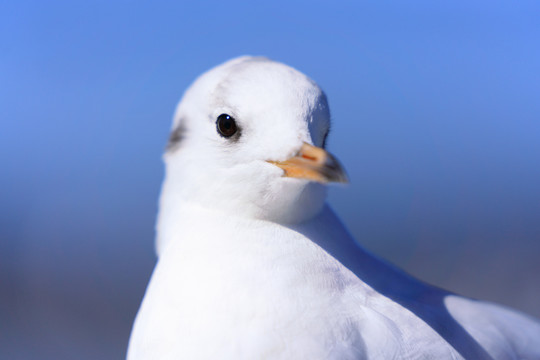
[155,170,326,255]
[156,179,427,301]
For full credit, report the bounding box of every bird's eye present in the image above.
[216,114,238,138]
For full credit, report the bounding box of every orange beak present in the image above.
[268,142,348,184]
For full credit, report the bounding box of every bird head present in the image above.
[157,56,347,245]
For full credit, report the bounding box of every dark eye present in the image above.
[216,114,238,138]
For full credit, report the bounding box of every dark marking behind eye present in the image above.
[166,122,186,152]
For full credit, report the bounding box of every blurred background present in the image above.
[2,1,540,359]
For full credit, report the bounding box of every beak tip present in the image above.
[326,171,349,184]
[323,153,349,184]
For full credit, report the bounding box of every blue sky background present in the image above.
[2,1,540,359]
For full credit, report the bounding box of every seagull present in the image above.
[127,56,540,359]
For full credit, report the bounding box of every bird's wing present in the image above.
[446,295,540,359]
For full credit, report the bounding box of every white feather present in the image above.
[128,57,540,359]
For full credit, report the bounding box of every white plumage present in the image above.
[127,56,540,359]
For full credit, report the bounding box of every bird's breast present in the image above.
[128,208,463,359]
[129,213,376,358]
